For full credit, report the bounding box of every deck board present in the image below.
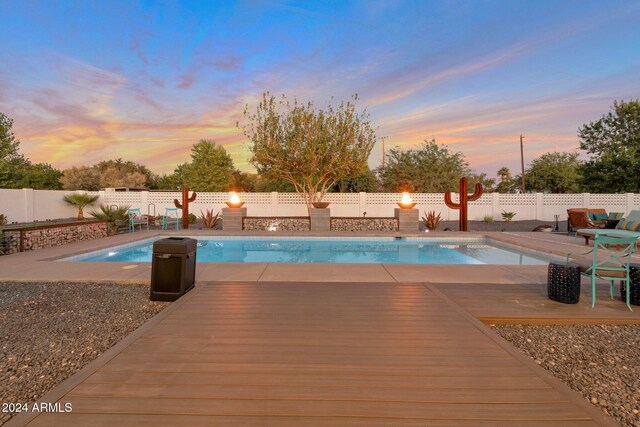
[17,282,617,426]
[435,282,640,324]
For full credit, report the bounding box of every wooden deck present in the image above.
[436,283,640,325]
[12,282,620,426]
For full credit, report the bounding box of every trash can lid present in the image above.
[153,237,197,253]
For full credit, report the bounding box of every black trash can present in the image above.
[150,237,197,301]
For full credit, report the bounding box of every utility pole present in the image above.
[380,136,388,168]
[520,134,526,193]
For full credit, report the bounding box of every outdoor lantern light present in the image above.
[226,192,245,208]
[397,192,416,209]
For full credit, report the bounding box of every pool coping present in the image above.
[0,230,637,285]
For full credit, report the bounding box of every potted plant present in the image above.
[63,193,100,220]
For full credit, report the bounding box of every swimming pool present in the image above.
[64,236,552,265]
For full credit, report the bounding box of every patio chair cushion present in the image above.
[608,212,624,220]
[571,256,630,279]
[588,212,608,221]
[616,220,640,231]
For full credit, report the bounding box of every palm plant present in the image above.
[89,204,130,235]
[63,193,100,220]
[501,211,517,223]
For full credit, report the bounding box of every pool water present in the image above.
[65,237,550,265]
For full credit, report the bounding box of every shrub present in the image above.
[501,211,517,223]
[422,210,442,231]
[200,209,221,229]
[188,213,197,224]
[482,215,494,223]
[90,204,130,235]
[0,214,6,225]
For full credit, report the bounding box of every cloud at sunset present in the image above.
[0,1,638,178]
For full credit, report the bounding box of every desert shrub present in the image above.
[422,210,442,231]
[200,209,221,229]
[501,211,517,222]
[89,205,130,235]
[188,213,197,224]
[482,215,494,223]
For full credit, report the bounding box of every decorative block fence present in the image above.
[1,188,639,224]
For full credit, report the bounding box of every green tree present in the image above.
[95,159,158,189]
[21,163,63,189]
[157,163,188,190]
[525,152,583,193]
[468,172,495,193]
[331,168,379,192]
[61,166,101,190]
[182,140,236,191]
[377,140,471,192]
[495,167,517,193]
[254,175,297,192]
[579,100,640,193]
[0,112,29,188]
[61,159,159,190]
[233,171,258,192]
[240,93,376,210]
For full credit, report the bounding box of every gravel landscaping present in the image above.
[0,282,169,426]
[493,324,640,427]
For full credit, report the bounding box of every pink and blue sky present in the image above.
[1,0,639,176]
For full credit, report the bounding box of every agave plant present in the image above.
[63,193,100,220]
[90,204,130,235]
[422,210,442,231]
[200,209,221,229]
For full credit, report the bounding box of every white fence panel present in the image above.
[34,190,95,221]
[0,189,27,222]
[2,189,640,224]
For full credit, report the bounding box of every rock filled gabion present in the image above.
[0,233,19,255]
[242,217,399,232]
[0,222,108,256]
[330,218,398,232]
[243,218,311,231]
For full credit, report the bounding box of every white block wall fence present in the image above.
[1,188,639,224]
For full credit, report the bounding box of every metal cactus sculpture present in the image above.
[444,177,483,232]
[174,187,197,229]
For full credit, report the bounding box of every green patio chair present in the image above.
[567,234,637,311]
[162,207,180,230]
[128,208,149,233]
